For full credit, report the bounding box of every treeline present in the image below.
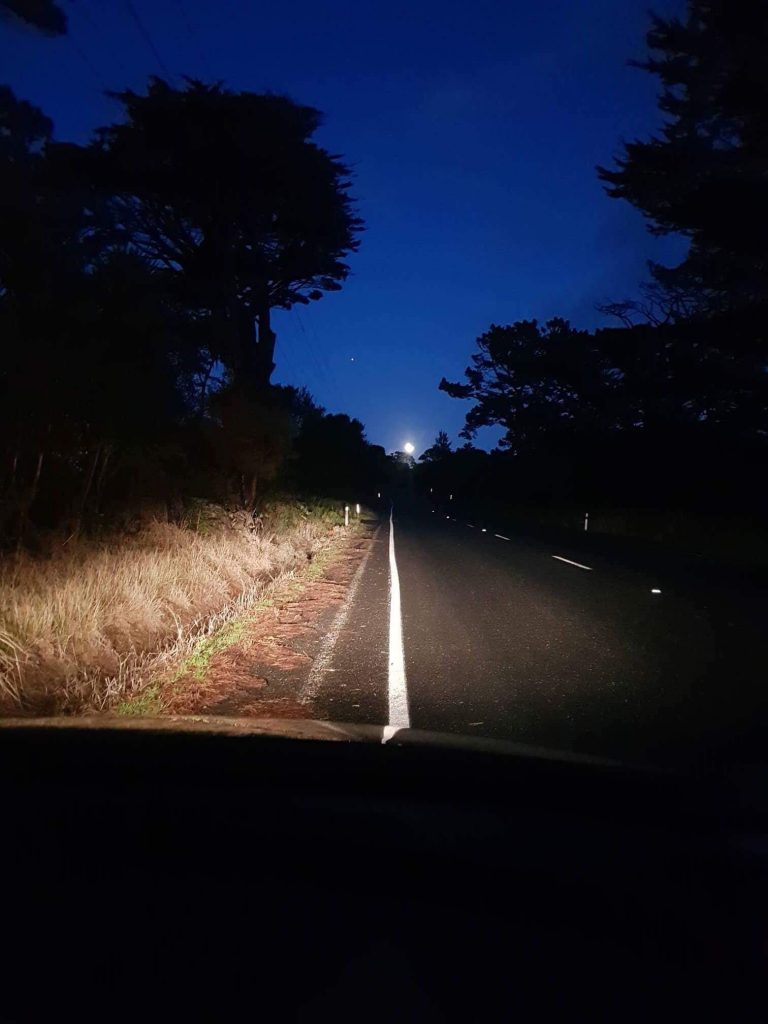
[436,0,768,518]
[0,79,383,546]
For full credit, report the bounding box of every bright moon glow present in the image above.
[404,442,415,454]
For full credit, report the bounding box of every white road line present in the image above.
[466,524,474,528]
[383,506,410,744]
[301,525,379,700]
[552,554,593,571]
[494,533,510,541]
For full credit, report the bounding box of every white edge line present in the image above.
[384,506,410,743]
[301,524,380,700]
[494,533,510,541]
[552,554,593,571]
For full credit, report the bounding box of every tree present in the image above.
[0,86,83,538]
[207,381,295,510]
[67,79,363,386]
[598,0,768,315]
[419,430,452,462]
[440,319,618,453]
[0,84,376,541]
[293,411,383,496]
[0,88,207,538]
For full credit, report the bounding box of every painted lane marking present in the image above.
[302,525,380,700]
[383,506,410,744]
[552,555,593,571]
[494,533,510,541]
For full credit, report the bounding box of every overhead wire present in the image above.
[65,30,105,87]
[290,308,328,402]
[302,303,345,404]
[122,0,173,80]
[72,0,134,82]
[271,316,301,385]
[293,307,344,411]
[169,0,216,80]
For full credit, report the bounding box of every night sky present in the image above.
[1,0,684,453]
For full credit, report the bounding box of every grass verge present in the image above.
[0,498,354,715]
[113,529,350,716]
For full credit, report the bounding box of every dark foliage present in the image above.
[440,319,618,453]
[440,312,767,512]
[419,430,452,463]
[598,0,768,317]
[440,3,768,521]
[56,78,363,387]
[0,83,371,545]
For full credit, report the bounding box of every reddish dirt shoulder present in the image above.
[158,524,376,718]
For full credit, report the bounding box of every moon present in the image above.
[404,442,415,455]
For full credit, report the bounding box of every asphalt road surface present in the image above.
[309,498,768,767]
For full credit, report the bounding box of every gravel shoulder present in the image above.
[117,517,379,720]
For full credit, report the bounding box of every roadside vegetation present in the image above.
[0,77,389,718]
[432,3,767,554]
[0,499,351,715]
[114,517,354,717]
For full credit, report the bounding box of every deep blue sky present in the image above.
[1,0,684,453]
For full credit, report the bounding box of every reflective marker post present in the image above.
[584,512,589,532]
[345,505,349,527]
[355,503,360,517]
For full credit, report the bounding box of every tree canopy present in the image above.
[598,0,768,316]
[440,319,617,453]
[420,431,452,463]
[60,78,363,385]
[0,81,372,545]
[438,2,768,517]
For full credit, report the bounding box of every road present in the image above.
[307,499,768,766]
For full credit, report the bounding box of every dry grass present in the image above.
[0,501,345,715]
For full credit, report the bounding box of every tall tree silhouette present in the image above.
[0,84,377,541]
[440,319,616,453]
[598,0,768,316]
[72,79,362,386]
[0,87,85,536]
[419,430,451,462]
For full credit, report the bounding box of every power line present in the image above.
[169,0,215,80]
[293,307,344,410]
[66,30,105,87]
[70,0,133,82]
[272,323,301,385]
[122,0,172,79]
[290,309,327,400]
[303,303,345,404]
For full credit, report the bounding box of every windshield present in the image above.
[1,0,765,769]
